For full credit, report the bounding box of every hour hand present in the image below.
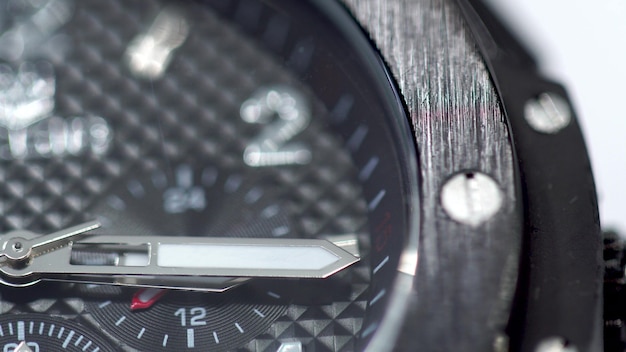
[0,231,360,292]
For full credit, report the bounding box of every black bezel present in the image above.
[456,0,603,350]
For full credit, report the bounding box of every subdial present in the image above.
[77,159,369,351]
[0,314,114,352]
[89,163,294,238]
[81,162,295,351]
[81,284,289,351]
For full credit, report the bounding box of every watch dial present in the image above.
[0,0,419,351]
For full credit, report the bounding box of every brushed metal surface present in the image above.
[343,0,522,350]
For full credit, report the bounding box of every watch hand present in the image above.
[127,234,361,309]
[126,234,361,309]
[0,220,100,262]
[27,220,100,252]
[13,341,33,352]
[0,232,360,292]
[130,288,168,311]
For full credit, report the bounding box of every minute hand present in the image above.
[0,235,360,291]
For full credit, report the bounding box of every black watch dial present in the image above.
[0,0,419,351]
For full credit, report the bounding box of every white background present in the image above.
[486,0,626,234]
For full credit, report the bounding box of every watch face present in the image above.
[0,0,419,351]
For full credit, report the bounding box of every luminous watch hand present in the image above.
[126,234,362,308]
[0,228,360,292]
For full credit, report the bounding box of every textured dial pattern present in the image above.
[0,1,375,351]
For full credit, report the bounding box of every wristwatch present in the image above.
[0,0,603,351]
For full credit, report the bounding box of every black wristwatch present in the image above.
[0,0,603,351]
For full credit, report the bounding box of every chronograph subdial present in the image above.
[0,314,114,352]
[91,162,294,239]
[81,284,290,351]
[81,162,295,351]
[78,161,370,351]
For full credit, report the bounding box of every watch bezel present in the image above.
[457,0,603,349]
